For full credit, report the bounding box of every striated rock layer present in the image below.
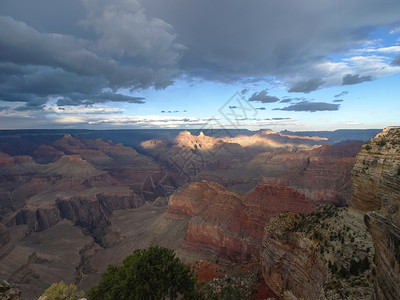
[142,130,363,203]
[260,206,375,300]
[6,191,144,243]
[352,126,400,300]
[168,181,315,263]
[260,213,326,299]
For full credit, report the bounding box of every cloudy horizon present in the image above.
[0,0,399,130]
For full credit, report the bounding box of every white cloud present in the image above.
[376,46,400,54]
[344,55,400,77]
[44,104,125,114]
[52,115,87,124]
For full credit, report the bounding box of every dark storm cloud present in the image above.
[276,101,340,112]
[248,89,280,103]
[288,78,325,93]
[0,0,184,110]
[144,0,400,83]
[333,99,344,103]
[1,0,400,111]
[256,107,266,110]
[342,74,373,85]
[92,93,145,104]
[392,56,400,66]
[334,91,348,98]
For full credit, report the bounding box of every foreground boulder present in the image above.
[0,281,20,300]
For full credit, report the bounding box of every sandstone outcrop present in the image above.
[351,126,400,300]
[260,206,375,299]
[168,181,315,262]
[261,212,326,299]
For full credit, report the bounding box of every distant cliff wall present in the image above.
[6,192,144,243]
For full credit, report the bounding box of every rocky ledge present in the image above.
[260,205,375,299]
[352,126,400,300]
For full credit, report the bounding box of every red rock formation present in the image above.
[141,131,361,204]
[0,152,13,165]
[168,181,315,262]
[33,144,63,163]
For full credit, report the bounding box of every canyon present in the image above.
[0,128,391,299]
[259,126,400,299]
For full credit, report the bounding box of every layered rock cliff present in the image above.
[6,191,144,243]
[352,126,400,300]
[261,212,326,299]
[168,181,315,262]
[259,127,400,299]
[142,130,362,201]
[260,205,375,299]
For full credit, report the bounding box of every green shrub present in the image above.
[41,281,84,300]
[88,246,197,300]
[200,284,241,300]
[377,140,387,147]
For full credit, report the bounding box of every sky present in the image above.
[0,0,399,131]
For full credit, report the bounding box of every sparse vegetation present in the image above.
[275,204,375,299]
[377,139,387,147]
[87,245,244,300]
[40,281,84,300]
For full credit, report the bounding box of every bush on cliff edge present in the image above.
[88,245,197,300]
[40,281,84,300]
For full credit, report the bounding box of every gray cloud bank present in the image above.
[392,56,400,66]
[248,89,280,103]
[275,101,340,112]
[289,78,325,93]
[342,74,372,85]
[0,0,400,111]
